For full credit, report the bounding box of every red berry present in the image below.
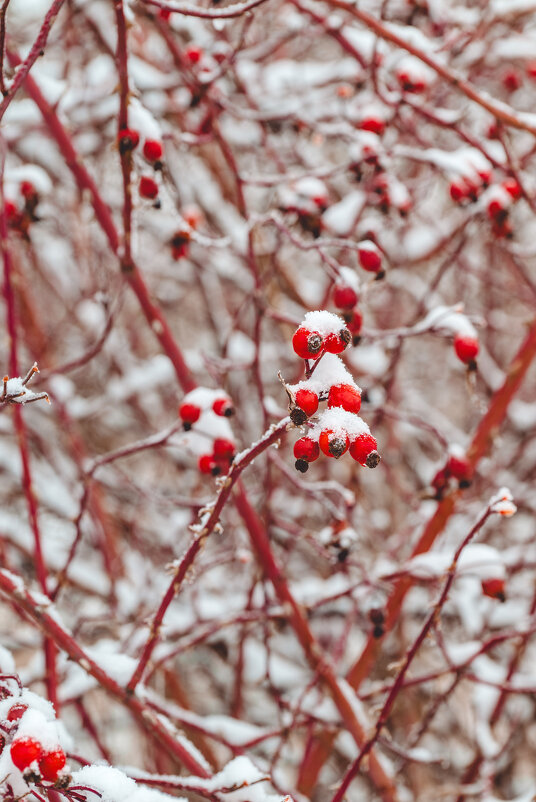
[527,61,536,79]
[319,429,349,459]
[10,737,43,770]
[349,433,378,466]
[20,181,37,200]
[454,334,479,364]
[139,176,159,199]
[39,748,66,782]
[446,453,472,481]
[186,46,203,64]
[7,703,27,722]
[481,577,506,602]
[292,327,323,360]
[502,70,521,92]
[358,247,382,273]
[294,437,320,463]
[327,383,361,414]
[213,438,235,459]
[449,181,465,203]
[360,117,384,135]
[487,199,505,220]
[179,402,201,425]
[324,329,350,354]
[345,308,363,336]
[159,8,172,20]
[213,398,234,417]
[143,139,163,162]
[503,178,521,200]
[333,284,358,310]
[431,468,448,494]
[118,128,140,152]
[295,388,319,417]
[198,454,219,475]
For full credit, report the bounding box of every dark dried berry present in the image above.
[295,459,309,473]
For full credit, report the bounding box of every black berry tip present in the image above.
[366,451,381,469]
[295,459,309,473]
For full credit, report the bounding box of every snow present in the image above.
[322,191,365,235]
[311,408,370,441]
[302,310,347,336]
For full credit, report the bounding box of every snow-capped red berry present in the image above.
[349,433,379,467]
[324,328,351,354]
[487,199,505,220]
[503,178,521,200]
[20,181,37,200]
[333,284,358,310]
[179,402,201,427]
[143,139,163,163]
[481,577,506,602]
[198,454,220,476]
[292,327,323,359]
[213,398,234,417]
[328,383,361,414]
[360,117,385,136]
[502,70,522,92]
[358,246,382,274]
[294,437,320,463]
[446,453,472,482]
[295,388,319,417]
[139,176,159,199]
[39,748,66,782]
[319,429,350,459]
[10,737,43,770]
[213,438,235,460]
[454,334,479,364]
[186,46,203,64]
[7,703,27,721]
[118,128,140,152]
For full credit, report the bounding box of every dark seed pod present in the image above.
[373,625,384,639]
[183,422,192,431]
[307,332,323,354]
[337,548,349,563]
[329,437,347,459]
[290,407,308,426]
[295,459,309,473]
[366,451,381,469]
[339,328,351,346]
[369,608,384,626]
[211,465,222,477]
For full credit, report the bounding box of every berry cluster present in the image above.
[450,164,522,239]
[179,388,236,476]
[5,181,40,237]
[117,127,164,204]
[287,311,380,473]
[0,674,69,788]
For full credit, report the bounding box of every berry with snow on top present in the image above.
[358,244,383,275]
[213,438,235,460]
[360,117,385,136]
[7,703,27,721]
[454,334,479,365]
[446,452,472,484]
[324,328,351,354]
[39,748,66,782]
[481,577,506,602]
[292,327,323,360]
[328,383,361,414]
[333,283,359,310]
[10,737,43,770]
[213,397,234,417]
[118,128,140,153]
[294,437,320,472]
[143,139,164,164]
[349,433,380,467]
[295,388,319,417]
[139,176,159,200]
[319,429,350,459]
[179,402,201,429]
[397,70,427,93]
